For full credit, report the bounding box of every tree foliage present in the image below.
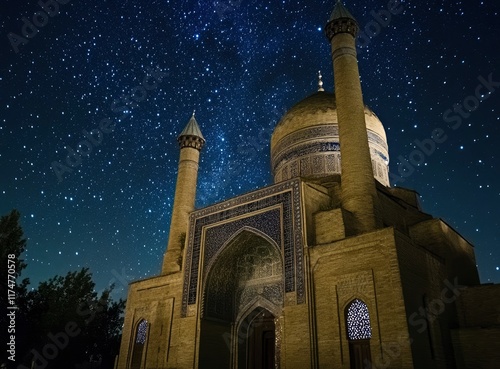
[17,268,125,369]
[0,209,27,281]
[1,209,29,368]
[0,210,125,369]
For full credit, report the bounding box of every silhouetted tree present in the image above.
[17,268,125,369]
[0,209,29,369]
[0,209,125,369]
[0,209,27,281]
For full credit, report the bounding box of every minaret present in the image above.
[324,1,378,232]
[162,112,205,274]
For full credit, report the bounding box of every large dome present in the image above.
[270,91,390,186]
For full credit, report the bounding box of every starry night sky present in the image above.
[1,0,499,299]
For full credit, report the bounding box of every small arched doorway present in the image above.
[199,229,283,369]
[345,299,372,369]
[237,308,277,369]
[130,319,148,369]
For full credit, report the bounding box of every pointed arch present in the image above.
[201,227,283,321]
[199,228,284,368]
[235,295,281,329]
[345,298,372,340]
[236,306,278,369]
[345,299,372,369]
[130,318,149,369]
[204,226,281,281]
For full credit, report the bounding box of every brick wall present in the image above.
[310,227,414,369]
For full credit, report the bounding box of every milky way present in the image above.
[1,0,499,299]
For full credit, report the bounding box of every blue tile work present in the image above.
[181,179,304,317]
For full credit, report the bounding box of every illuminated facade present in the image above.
[116,2,500,369]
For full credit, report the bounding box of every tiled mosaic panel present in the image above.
[203,209,282,271]
[204,241,283,321]
[182,180,304,316]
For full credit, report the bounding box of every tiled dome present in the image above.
[270,91,390,186]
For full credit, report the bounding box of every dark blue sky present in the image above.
[1,0,499,299]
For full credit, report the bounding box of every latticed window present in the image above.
[131,319,148,369]
[346,299,372,340]
[136,319,148,344]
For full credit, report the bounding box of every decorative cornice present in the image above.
[325,17,359,40]
[178,135,205,150]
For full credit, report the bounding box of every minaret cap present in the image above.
[325,0,359,40]
[178,111,205,150]
[329,0,356,22]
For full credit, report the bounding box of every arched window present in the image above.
[347,299,372,340]
[131,319,148,369]
[346,299,372,369]
[136,319,148,344]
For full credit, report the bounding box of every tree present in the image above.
[0,209,27,283]
[85,287,127,368]
[17,268,125,369]
[0,210,125,369]
[0,209,29,369]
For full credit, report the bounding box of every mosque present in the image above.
[116,2,500,368]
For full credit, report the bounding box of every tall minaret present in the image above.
[325,1,378,232]
[162,112,205,274]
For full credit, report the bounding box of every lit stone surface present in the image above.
[271,91,390,186]
[116,2,497,368]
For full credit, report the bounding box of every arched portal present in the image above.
[237,307,277,369]
[199,229,283,369]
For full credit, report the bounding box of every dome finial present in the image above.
[318,71,324,92]
[192,109,196,116]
